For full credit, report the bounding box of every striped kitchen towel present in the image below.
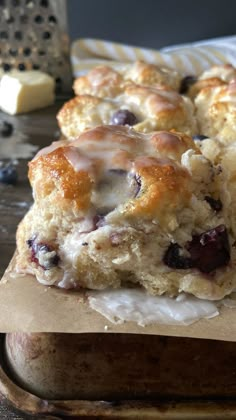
[71,36,236,77]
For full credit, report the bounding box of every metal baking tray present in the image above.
[1,333,236,418]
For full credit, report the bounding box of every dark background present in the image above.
[67,0,235,50]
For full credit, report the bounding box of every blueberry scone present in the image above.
[180,63,236,98]
[194,80,236,144]
[57,84,197,139]
[73,61,181,97]
[199,136,236,238]
[16,125,236,300]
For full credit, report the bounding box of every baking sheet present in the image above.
[1,254,236,340]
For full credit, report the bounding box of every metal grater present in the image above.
[0,0,72,93]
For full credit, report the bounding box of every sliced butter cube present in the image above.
[0,70,55,115]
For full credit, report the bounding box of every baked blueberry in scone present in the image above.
[16,125,236,300]
[73,61,181,97]
[57,84,197,139]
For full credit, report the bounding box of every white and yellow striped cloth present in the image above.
[71,36,236,77]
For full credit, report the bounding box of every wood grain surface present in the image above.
[0,102,66,419]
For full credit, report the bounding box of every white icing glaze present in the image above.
[92,169,130,211]
[35,140,65,158]
[64,147,94,173]
[88,288,219,326]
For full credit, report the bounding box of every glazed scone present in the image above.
[195,80,236,144]
[16,125,236,300]
[57,84,197,139]
[73,61,181,97]
[181,64,236,99]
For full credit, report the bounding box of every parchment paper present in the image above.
[1,254,236,341]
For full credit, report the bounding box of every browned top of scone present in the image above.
[29,126,194,226]
[187,64,236,98]
[73,61,181,97]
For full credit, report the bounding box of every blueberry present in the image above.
[179,75,197,94]
[187,225,230,273]
[205,196,223,212]
[26,238,34,248]
[164,225,230,273]
[27,237,59,268]
[0,164,17,185]
[192,134,208,141]
[110,109,138,126]
[0,121,13,137]
[163,243,193,269]
[28,239,60,269]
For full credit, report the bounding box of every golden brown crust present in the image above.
[73,61,181,97]
[29,146,93,212]
[188,64,236,99]
[125,157,191,219]
[16,125,235,298]
[30,126,193,222]
[73,66,124,98]
[188,77,226,99]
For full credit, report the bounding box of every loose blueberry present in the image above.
[0,164,17,185]
[0,121,13,137]
[187,225,230,273]
[110,109,138,126]
[179,75,197,94]
[192,134,208,141]
[163,243,193,269]
[205,196,223,212]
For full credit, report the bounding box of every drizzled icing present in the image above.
[64,147,94,174]
[122,85,182,115]
[31,126,195,222]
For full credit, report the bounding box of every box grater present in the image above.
[0,0,72,93]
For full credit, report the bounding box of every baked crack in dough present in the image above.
[16,125,236,300]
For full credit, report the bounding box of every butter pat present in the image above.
[0,70,55,115]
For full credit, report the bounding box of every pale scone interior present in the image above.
[16,125,236,301]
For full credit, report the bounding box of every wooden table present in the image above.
[0,101,66,419]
